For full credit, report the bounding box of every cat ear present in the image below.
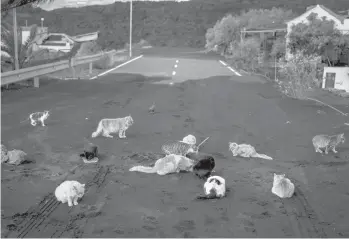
[82,184,85,187]
[282,174,286,177]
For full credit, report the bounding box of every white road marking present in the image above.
[176,60,179,63]
[227,66,242,76]
[90,55,144,80]
[174,64,178,68]
[219,60,242,76]
[219,60,227,66]
[172,71,176,76]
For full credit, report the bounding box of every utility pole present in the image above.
[13,8,19,70]
[129,0,133,58]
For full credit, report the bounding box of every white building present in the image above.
[285,5,349,60]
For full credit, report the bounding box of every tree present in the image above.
[277,52,321,99]
[205,14,241,54]
[270,37,286,59]
[1,0,54,12]
[288,13,349,66]
[1,23,38,70]
[227,37,261,72]
[205,8,295,55]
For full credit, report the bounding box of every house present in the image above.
[322,67,349,92]
[285,5,349,60]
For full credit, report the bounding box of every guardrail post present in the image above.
[89,62,93,74]
[33,77,39,88]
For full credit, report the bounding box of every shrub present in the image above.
[93,51,129,70]
[226,38,261,72]
[277,52,321,99]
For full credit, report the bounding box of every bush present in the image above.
[277,52,321,99]
[93,51,129,70]
[226,38,261,72]
[76,41,102,56]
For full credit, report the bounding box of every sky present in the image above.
[38,0,190,11]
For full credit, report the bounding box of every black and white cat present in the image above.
[196,175,226,200]
[21,110,50,126]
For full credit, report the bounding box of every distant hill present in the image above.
[3,0,349,49]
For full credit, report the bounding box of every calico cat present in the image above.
[271,173,295,199]
[312,133,345,154]
[21,110,50,126]
[55,180,86,207]
[91,115,134,139]
[229,142,273,160]
[187,152,215,179]
[80,141,99,163]
[196,176,226,200]
[129,154,194,175]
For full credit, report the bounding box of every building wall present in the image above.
[322,67,349,92]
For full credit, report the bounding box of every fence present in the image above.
[1,50,116,87]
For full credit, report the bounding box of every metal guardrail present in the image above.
[0,50,115,86]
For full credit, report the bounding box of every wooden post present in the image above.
[89,62,93,75]
[13,8,19,71]
[33,77,39,88]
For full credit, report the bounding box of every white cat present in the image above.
[55,180,86,207]
[271,173,295,199]
[197,175,226,200]
[229,142,273,160]
[129,154,194,175]
[20,110,50,126]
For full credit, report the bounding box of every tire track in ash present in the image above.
[277,186,329,238]
[8,165,109,238]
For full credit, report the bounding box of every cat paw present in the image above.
[73,201,78,206]
[68,203,73,207]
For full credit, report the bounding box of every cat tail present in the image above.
[129,165,157,173]
[253,153,273,160]
[91,121,102,138]
[20,117,30,123]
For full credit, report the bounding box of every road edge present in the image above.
[90,55,144,80]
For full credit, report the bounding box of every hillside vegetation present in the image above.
[3,0,349,49]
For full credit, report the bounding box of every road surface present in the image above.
[1,47,349,238]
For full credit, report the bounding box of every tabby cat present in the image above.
[161,137,209,156]
[197,175,226,200]
[229,142,273,160]
[161,141,198,156]
[271,173,295,199]
[91,115,134,139]
[312,133,345,154]
[21,110,50,126]
[129,154,194,175]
